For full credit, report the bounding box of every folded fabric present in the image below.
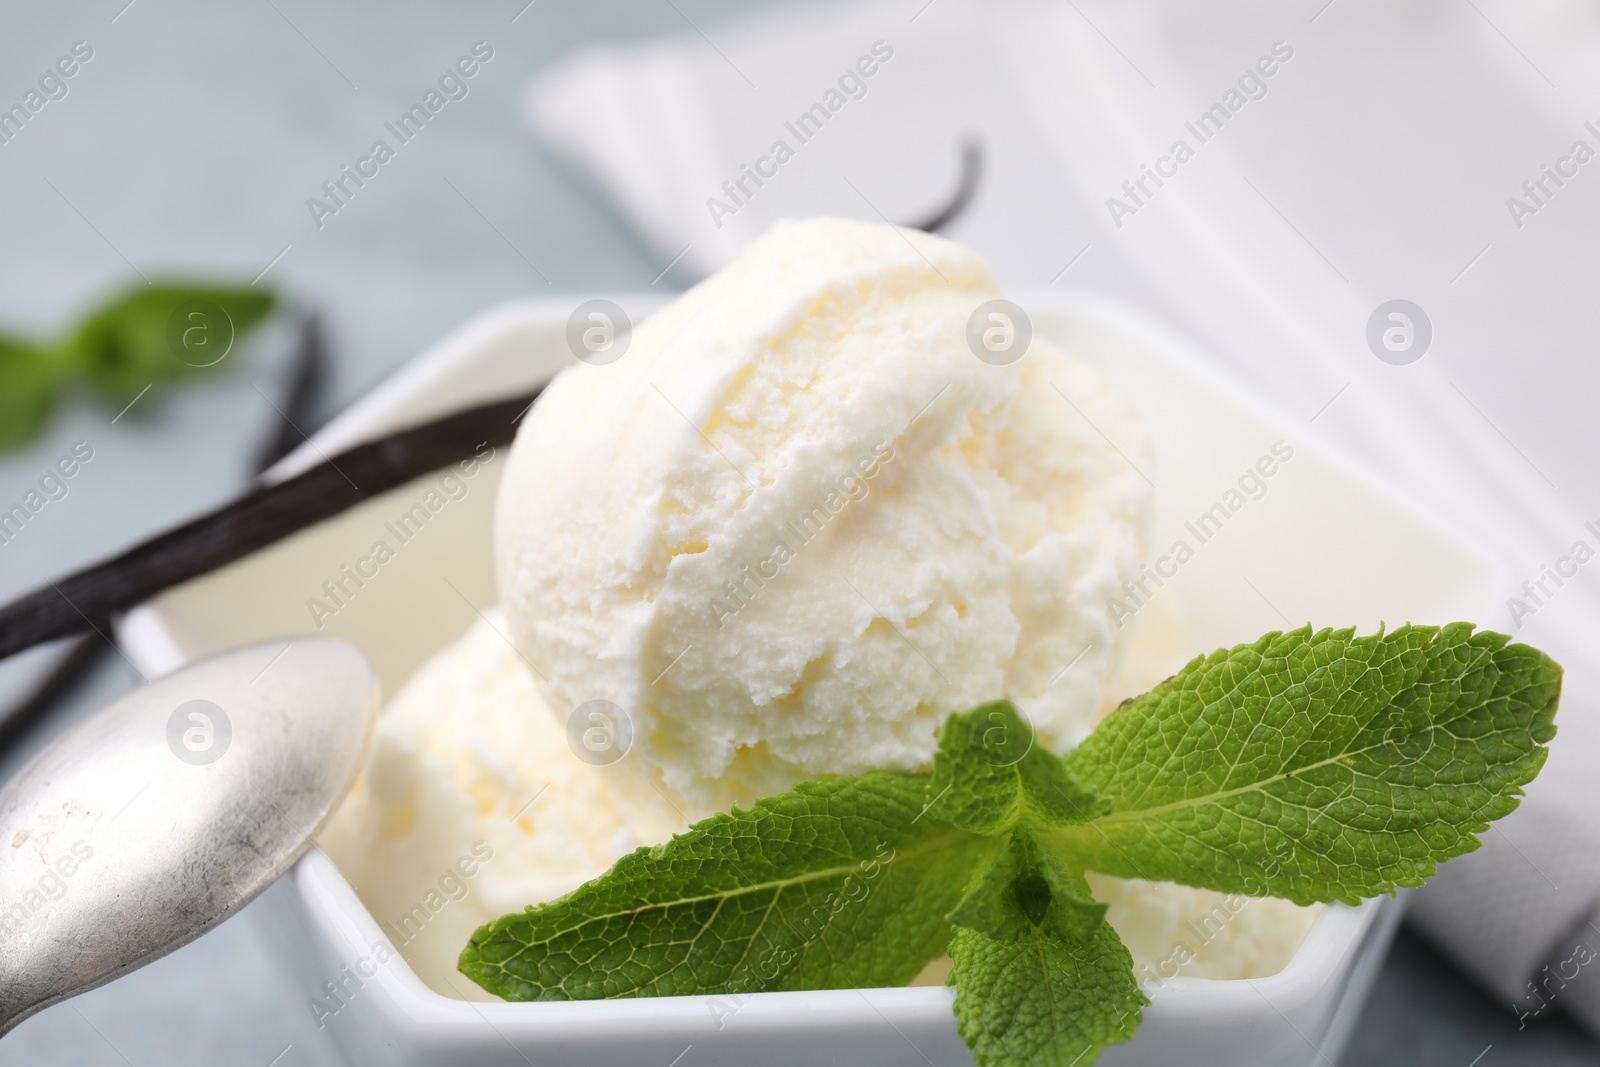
[524,0,1600,1034]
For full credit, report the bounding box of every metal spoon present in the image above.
[0,637,377,1036]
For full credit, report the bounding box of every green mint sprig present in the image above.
[0,283,275,450]
[460,624,1560,1066]
[459,773,997,998]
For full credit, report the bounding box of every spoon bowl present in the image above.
[0,637,376,1035]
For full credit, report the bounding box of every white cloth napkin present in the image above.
[525,0,1600,1032]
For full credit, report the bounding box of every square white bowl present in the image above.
[118,294,1502,1066]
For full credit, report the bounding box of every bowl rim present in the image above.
[288,843,1390,1033]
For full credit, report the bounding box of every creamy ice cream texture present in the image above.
[497,217,1151,806]
[321,217,1318,996]
[319,612,685,998]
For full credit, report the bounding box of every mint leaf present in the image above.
[928,700,1107,835]
[68,284,275,401]
[1057,624,1560,905]
[460,773,995,1000]
[0,282,277,451]
[946,822,1132,1063]
[949,829,1107,945]
[0,338,59,450]
[949,831,1041,942]
[1030,838,1110,943]
[950,916,1145,1067]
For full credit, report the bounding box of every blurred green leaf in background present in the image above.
[0,338,59,450]
[0,282,276,450]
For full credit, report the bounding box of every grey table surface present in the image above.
[0,1,1596,1064]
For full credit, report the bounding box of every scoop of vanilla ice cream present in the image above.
[497,218,1153,805]
[318,613,687,997]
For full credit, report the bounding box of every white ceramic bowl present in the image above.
[118,294,1502,1066]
